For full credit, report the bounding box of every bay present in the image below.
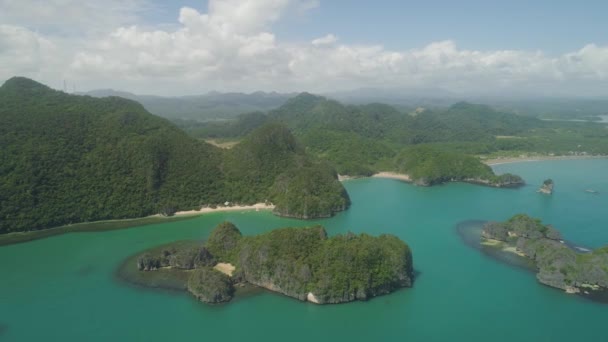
[1,159,607,341]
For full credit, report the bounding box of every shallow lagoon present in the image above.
[1,159,607,341]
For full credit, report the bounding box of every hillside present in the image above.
[129,221,414,304]
[184,93,608,177]
[0,78,349,233]
[224,123,351,218]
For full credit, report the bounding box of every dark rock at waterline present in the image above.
[131,221,413,305]
[481,214,608,299]
[538,179,554,195]
[137,245,216,271]
[187,267,234,303]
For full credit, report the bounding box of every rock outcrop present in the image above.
[137,245,215,271]
[538,179,554,194]
[481,214,608,298]
[133,221,414,305]
[187,267,234,303]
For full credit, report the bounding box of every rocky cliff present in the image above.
[482,214,608,298]
[538,179,554,194]
[134,221,414,304]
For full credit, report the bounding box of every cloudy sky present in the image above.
[1,0,607,96]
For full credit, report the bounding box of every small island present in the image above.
[122,222,414,304]
[395,145,525,188]
[481,215,608,300]
[538,179,554,195]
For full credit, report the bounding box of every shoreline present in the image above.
[171,203,275,217]
[338,172,412,182]
[0,203,275,247]
[371,172,412,182]
[483,154,607,166]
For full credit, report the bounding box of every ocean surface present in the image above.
[1,159,607,341]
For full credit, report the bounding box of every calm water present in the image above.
[1,159,607,341]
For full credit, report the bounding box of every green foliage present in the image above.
[187,267,234,303]
[395,145,522,186]
[0,78,350,233]
[271,162,350,218]
[0,77,225,233]
[183,94,608,179]
[299,129,396,176]
[205,222,242,262]
[311,233,412,301]
[211,223,413,302]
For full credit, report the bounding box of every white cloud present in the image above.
[312,34,337,46]
[0,0,607,96]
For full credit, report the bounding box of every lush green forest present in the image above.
[182,93,608,177]
[135,221,414,304]
[395,146,523,186]
[482,215,608,297]
[0,78,349,233]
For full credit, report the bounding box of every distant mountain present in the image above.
[0,78,349,233]
[81,89,295,121]
[325,87,457,108]
[183,92,546,175]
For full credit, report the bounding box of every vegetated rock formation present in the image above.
[135,222,414,304]
[0,77,350,234]
[482,214,608,298]
[538,179,554,195]
[395,145,525,188]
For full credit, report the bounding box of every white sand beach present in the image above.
[172,203,274,217]
[371,172,412,182]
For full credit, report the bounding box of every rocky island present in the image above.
[481,214,608,300]
[395,145,525,188]
[124,222,414,304]
[538,179,554,194]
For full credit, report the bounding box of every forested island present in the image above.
[394,145,524,187]
[481,215,608,300]
[122,222,414,304]
[0,78,349,234]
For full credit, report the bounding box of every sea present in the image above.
[1,159,607,341]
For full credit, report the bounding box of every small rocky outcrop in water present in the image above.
[481,214,608,299]
[538,179,554,195]
[131,221,414,305]
[137,245,215,271]
[188,268,234,303]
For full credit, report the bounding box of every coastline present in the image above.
[371,172,412,182]
[0,203,275,247]
[172,203,274,217]
[483,154,607,166]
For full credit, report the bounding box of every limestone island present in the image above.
[394,146,525,188]
[481,214,608,301]
[537,179,554,195]
[123,222,414,304]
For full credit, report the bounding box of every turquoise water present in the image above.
[1,159,607,341]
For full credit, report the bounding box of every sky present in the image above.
[1,0,607,96]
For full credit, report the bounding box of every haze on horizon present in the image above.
[1,0,607,97]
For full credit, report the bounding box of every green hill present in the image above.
[0,78,349,233]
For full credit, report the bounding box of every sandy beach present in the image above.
[172,203,274,217]
[214,263,235,276]
[371,172,412,182]
[483,155,607,166]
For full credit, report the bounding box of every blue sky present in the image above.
[1,0,607,95]
[149,0,608,54]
